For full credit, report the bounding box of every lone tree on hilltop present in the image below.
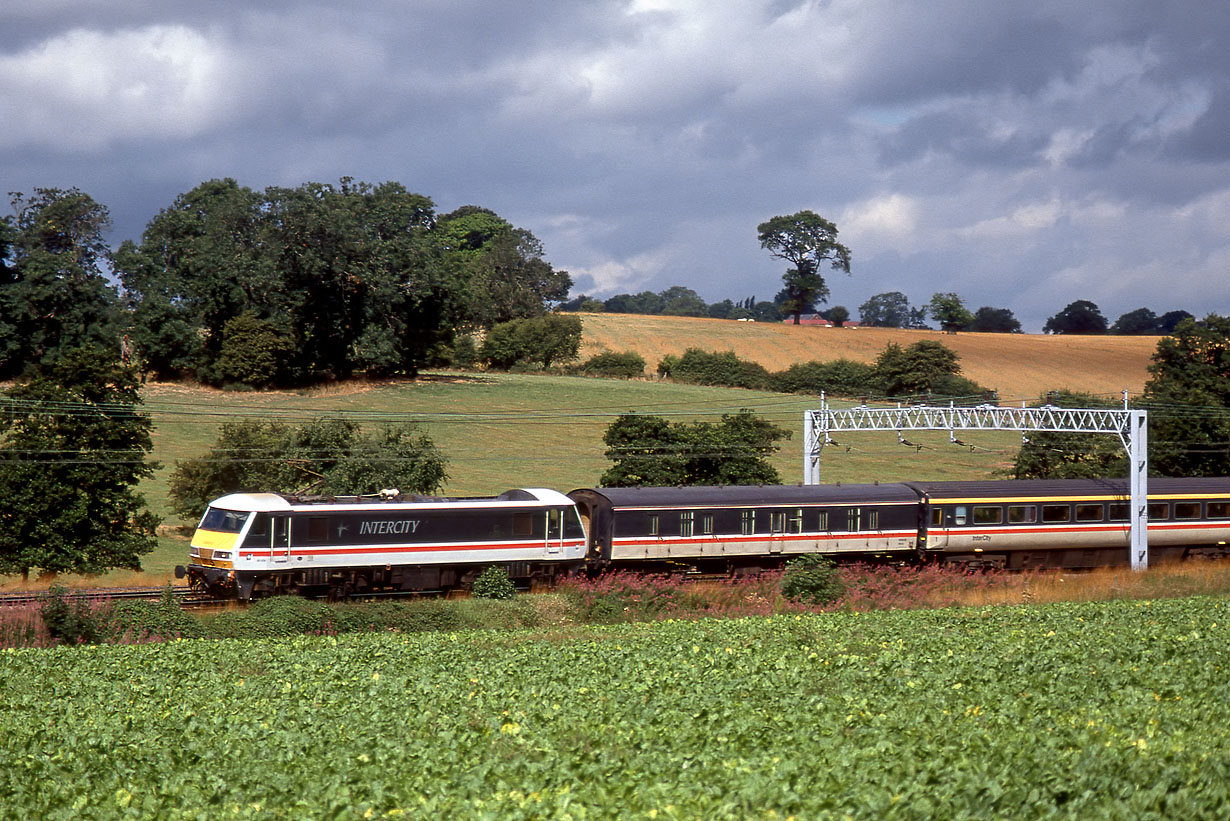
[757,210,851,325]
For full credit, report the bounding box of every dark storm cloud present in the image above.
[2,0,1229,333]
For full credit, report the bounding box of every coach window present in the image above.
[680,511,695,538]
[648,515,660,536]
[789,508,803,533]
[953,506,967,526]
[1107,503,1129,522]
[847,508,861,532]
[973,506,1002,525]
[1075,504,1104,522]
[740,510,755,535]
[1207,502,1230,519]
[1148,502,1169,520]
[1175,502,1201,520]
[1008,505,1037,524]
[867,509,880,530]
[701,514,714,535]
[817,510,830,531]
[1042,504,1070,523]
[770,511,786,533]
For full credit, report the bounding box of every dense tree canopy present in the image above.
[1142,314,1230,476]
[757,211,852,324]
[927,292,974,333]
[1044,300,1108,335]
[601,410,790,487]
[858,291,927,328]
[168,418,448,520]
[0,189,122,378]
[114,178,570,387]
[0,348,158,580]
[968,306,1023,333]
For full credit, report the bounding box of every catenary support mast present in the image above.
[804,394,1150,570]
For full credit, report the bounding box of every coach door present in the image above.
[272,514,290,563]
[546,509,564,555]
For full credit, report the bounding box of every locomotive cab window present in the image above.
[1175,502,1201,520]
[1075,504,1104,522]
[1042,504,1070,523]
[1008,505,1037,524]
[200,508,249,533]
[930,507,943,527]
[513,513,534,537]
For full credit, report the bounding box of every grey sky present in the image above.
[3,1,1228,330]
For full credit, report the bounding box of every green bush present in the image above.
[578,350,646,378]
[38,585,105,645]
[481,315,582,370]
[771,358,880,397]
[668,348,772,389]
[471,565,517,600]
[108,599,207,641]
[780,555,845,605]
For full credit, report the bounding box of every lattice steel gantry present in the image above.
[803,394,1149,569]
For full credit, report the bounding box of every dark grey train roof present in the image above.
[570,483,920,508]
[903,477,1230,500]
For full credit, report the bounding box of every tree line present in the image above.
[0,181,571,387]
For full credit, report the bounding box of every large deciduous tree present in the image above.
[601,410,789,487]
[757,211,851,324]
[0,348,159,580]
[1044,300,1108,335]
[0,189,122,378]
[927,292,974,333]
[968,306,1022,333]
[858,291,926,328]
[1142,314,1230,476]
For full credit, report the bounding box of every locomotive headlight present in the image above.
[214,551,231,560]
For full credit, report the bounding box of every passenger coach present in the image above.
[568,483,921,571]
[907,477,1230,568]
[176,488,587,599]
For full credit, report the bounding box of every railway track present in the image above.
[0,585,231,609]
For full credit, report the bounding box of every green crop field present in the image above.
[2,596,1228,818]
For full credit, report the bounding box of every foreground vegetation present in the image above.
[2,592,1227,818]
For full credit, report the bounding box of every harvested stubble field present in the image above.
[578,313,1159,403]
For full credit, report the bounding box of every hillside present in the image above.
[577,313,1159,404]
